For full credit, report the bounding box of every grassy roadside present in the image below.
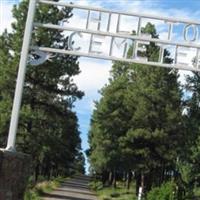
[97,187,137,200]
[24,176,66,200]
[91,179,200,200]
[90,181,137,200]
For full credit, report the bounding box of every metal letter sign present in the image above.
[32,0,200,71]
[5,0,200,151]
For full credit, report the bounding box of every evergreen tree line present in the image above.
[88,23,200,199]
[0,0,85,181]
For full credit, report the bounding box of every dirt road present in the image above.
[42,175,98,200]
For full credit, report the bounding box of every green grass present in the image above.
[94,181,200,200]
[95,181,137,200]
[24,176,66,200]
[193,187,200,197]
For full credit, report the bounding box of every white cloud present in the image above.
[178,69,193,85]
[0,0,18,33]
[68,0,102,7]
[73,57,111,93]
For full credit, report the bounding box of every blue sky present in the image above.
[1,0,200,171]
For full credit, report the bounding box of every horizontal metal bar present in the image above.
[38,0,200,26]
[31,46,200,72]
[34,23,200,49]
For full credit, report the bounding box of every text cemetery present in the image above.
[33,0,200,72]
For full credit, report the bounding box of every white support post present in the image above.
[6,0,37,151]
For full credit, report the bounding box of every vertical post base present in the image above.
[0,149,31,200]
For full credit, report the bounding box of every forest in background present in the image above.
[88,23,200,200]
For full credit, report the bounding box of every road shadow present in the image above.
[60,182,89,190]
[55,188,96,196]
[42,193,94,200]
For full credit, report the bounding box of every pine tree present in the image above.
[180,72,200,193]
[88,23,183,194]
[0,0,85,179]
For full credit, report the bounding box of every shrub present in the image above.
[147,181,176,200]
[110,192,120,197]
[24,190,41,200]
[24,177,65,200]
[89,181,103,191]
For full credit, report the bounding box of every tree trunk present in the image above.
[35,163,40,182]
[126,170,132,190]
[102,170,108,185]
[136,173,141,196]
[141,173,144,192]
[138,173,144,200]
[108,171,113,186]
[123,171,126,187]
[112,169,117,188]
